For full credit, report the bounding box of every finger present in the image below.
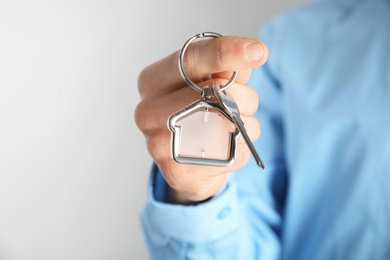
[227,83,259,116]
[154,131,251,180]
[138,36,268,98]
[159,138,251,182]
[239,115,261,142]
[135,80,259,134]
[134,86,198,134]
[146,123,255,202]
[212,68,252,85]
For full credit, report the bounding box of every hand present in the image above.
[135,36,268,204]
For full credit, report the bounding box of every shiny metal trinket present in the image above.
[168,86,240,167]
[168,32,265,170]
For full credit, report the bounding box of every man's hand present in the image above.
[135,36,268,204]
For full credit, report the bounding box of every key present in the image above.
[214,82,265,170]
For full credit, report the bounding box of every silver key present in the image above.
[214,82,265,170]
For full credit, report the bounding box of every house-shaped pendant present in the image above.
[168,100,240,167]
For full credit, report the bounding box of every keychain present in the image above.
[168,32,265,170]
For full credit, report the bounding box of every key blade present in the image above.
[213,82,265,170]
[234,118,265,170]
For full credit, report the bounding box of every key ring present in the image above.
[178,32,239,93]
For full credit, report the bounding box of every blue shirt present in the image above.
[141,0,390,259]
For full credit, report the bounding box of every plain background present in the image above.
[0,0,308,259]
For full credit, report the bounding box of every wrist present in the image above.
[166,186,213,205]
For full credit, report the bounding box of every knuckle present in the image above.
[161,165,184,191]
[252,118,261,141]
[240,116,261,141]
[240,149,251,166]
[135,97,169,134]
[167,178,185,194]
[183,44,198,76]
[184,39,229,77]
[137,67,150,97]
[236,142,251,166]
[215,39,225,68]
[212,38,233,71]
[241,86,259,115]
[134,100,149,131]
[146,132,170,163]
[250,89,260,114]
[212,38,244,70]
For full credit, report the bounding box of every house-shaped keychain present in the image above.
[168,99,240,167]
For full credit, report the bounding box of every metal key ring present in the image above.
[178,32,239,93]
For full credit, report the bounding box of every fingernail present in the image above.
[245,42,264,62]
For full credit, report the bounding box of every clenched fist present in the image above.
[135,36,268,204]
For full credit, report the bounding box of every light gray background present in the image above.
[0,0,307,259]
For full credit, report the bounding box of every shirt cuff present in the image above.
[141,165,242,244]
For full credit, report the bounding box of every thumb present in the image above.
[138,35,268,98]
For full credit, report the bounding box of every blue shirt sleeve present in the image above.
[141,168,283,260]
